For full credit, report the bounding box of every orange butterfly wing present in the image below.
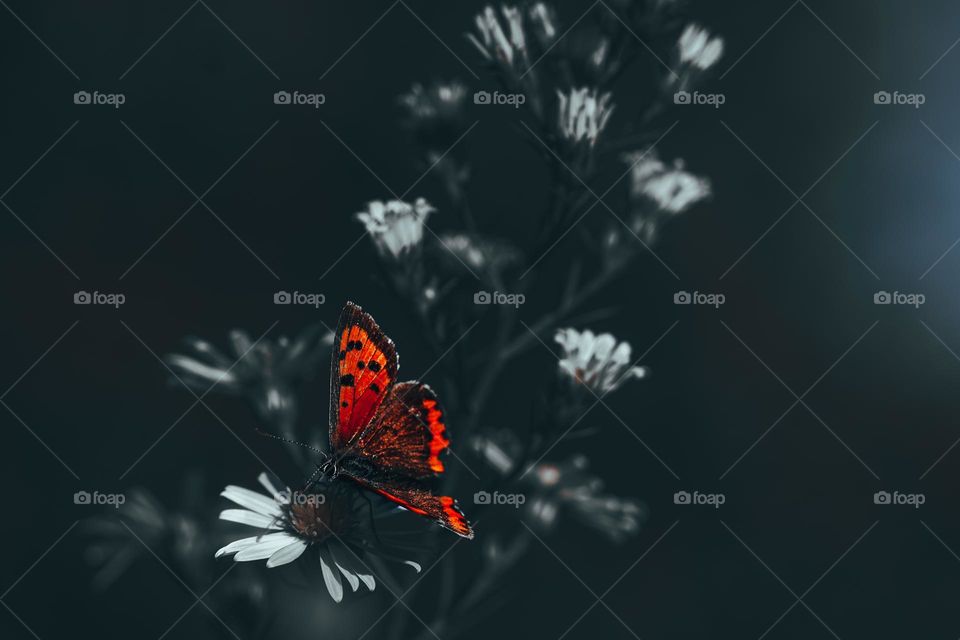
[353,382,451,478]
[329,302,399,450]
[363,481,474,539]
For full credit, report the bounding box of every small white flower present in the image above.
[557,88,614,146]
[554,328,647,395]
[438,233,521,272]
[623,150,711,215]
[524,455,646,542]
[677,24,724,70]
[215,473,420,603]
[164,326,332,433]
[399,81,468,121]
[468,5,526,67]
[356,198,436,259]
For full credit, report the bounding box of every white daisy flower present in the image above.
[215,473,421,603]
[554,328,647,395]
[468,5,527,67]
[556,88,614,147]
[356,198,436,259]
[677,24,724,70]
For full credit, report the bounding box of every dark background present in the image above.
[3,1,960,638]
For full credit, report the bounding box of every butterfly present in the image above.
[321,301,474,539]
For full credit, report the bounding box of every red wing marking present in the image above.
[329,302,398,450]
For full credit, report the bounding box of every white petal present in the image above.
[329,541,376,591]
[215,536,261,558]
[592,334,616,362]
[318,545,344,602]
[609,342,632,365]
[326,545,360,592]
[219,509,281,530]
[233,533,300,562]
[257,473,284,500]
[215,532,292,558]
[358,572,376,591]
[220,486,282,517]
[403,560,422,573]
[266,540,308,568]
[166,354,236,385]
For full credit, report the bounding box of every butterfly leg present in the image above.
[359,490,385,547]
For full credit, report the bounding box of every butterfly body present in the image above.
[326,302,474,539]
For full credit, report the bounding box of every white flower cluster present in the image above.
[623,150,711,215]
[557,88,614,146]
[468,3,559,68]
[468,5,527,66]
[356,198,436,259]
[555,328,647,395]
[677,24,724,71]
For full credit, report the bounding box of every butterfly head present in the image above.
[318,455,340,479]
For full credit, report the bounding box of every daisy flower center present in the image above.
[284,495,337,541]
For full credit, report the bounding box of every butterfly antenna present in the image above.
[253,427,328,456]
[298,465,324,493]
